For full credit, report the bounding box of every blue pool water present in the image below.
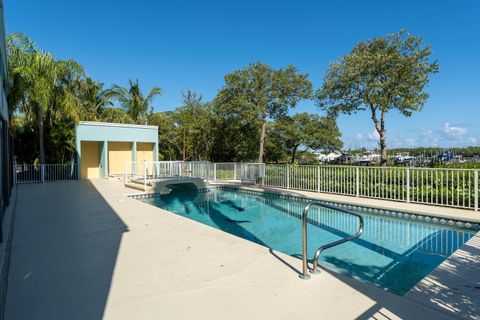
[139,187,477,295]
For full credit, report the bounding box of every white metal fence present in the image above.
[123,161,479,210]
[263,165,479,211]
[125,161,265,187]
[14,163,78,183]
[125,160,183,182]
[240,163,266,183]
[20,161,475,211]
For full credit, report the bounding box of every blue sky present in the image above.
[5,0,480,149]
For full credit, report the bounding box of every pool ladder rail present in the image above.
[299,201,364,280]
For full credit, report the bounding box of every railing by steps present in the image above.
[124,161,265,189]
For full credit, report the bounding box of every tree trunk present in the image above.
[258,114,267,163]
[39,119,46,164]
[370,106,387,166]
[379,111,387,166]
[290,146,298,164]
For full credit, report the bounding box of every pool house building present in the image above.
[75,122,159,179]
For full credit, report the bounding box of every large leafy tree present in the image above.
[264,122,288,163]
[174,91,214,161]
[147,111,181,160]
[315,30,439,165]
[274,113,343,163]
[211,97,259,162]
[108,79,161,123]
[147,92,215,161]
[7,33,84,164]
[214,62,312,163]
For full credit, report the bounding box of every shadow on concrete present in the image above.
[325,261,477,320]
[268,248,302,276]
[402,233,480,320]
[5,180,128,320]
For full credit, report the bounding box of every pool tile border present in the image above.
[129,186,480,230]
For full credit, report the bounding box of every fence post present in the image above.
[406,167,410,203]
[240,164,243,183]
[41,164,45,183]
[233,163,237,180]
[356,167,359,197]
[286,165,290,189]
[214,163,217,181]
[317,166,320,193]
[475,169,478,211]
[261,164,265,186]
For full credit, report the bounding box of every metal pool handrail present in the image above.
[300,201,364,280]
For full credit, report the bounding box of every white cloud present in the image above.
[345,123,479,149]
[367,130,380,141]
[405,138,416,146]
[419,129,440,146]
[443,122,467,136]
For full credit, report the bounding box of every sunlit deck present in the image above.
[4,179,479,320]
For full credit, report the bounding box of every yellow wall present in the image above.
[136,142,155,175]
[80,141,99,179]
[108,142,133,175]
[136,142,154,162]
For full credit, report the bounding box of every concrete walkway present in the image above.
[4,180,476,320]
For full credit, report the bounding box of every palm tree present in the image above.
[108,79,161,123]
[76,77,112,121]
[99,107,133,124]
[6,33,35,120]
[7,33,84,164]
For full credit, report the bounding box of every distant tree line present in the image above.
[346,147,480,158]
[8,30,441,165]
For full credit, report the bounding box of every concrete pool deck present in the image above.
[4,179,479,319]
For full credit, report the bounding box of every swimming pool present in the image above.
[137,187,478,295]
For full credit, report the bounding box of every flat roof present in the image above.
[77,121,158,130]
[75,121,159,144]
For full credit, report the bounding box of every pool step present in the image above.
[125,181,152,191]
